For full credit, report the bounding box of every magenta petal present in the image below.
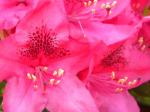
[3,77,46,112]
[0,0,40,29]
[46,75,99,112]
[16,1,67,36]
[65,0,130,21]
[0,36,29,80]
[96,92,139,112]
[69,21,140,45]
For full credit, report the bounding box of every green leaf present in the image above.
[130,82,150,106]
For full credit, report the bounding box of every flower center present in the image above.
[19,25,69,65]
[26,66,64,91]
[101,47,126,69]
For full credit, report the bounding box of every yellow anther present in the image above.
[105,2,111,9]
[115,88,123,93]
[124,76,128,81]
[111,71,116,80]
[118,76,128,84]
[118,79,126,85]
[128,81,132,86]
[27,73,32,80]
[53,70,58,76]
[49,79,55,85]
[31,74,37,82]
[128,80,137,86]
[138,37,144,45]
[93,0,98,4]
[83,2,87,7]
[141,45,146,51]
[88,1,92,6]
[43,66,48,72]
[111,0,117,7]
[57,68,64,77]
[132,80,137,85]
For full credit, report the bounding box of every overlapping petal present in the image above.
[46,75,99,112]
[3,77,46,112]
[0,0,40,29]
[65,0,130,21]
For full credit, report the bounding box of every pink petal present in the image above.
[45,75,99,112]
[69,21,141,45]
[103,4,142,26]
[65,0,130,21]
[16,0,68,41]
[0,36,30,80]
[0,0,40,29]
[95,91,139,112]
[3,77,46,112]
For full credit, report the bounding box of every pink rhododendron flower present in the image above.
[77,16,150,112]
[0,1,100,112]
[65,0,142,45]
[0,0,40,29]
[0,0,150,112]
[64,0,130,21]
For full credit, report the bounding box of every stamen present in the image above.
[49,79,55,86]
[115,88,123,93]
[27,73,32,80]
[57,68,64,77]
[111,0,117,7]
[128,80,138,86]
[141,45,146,51]
[83,0,98,7]
[43,66,48,72]
[101,0,117,16]
[117,76,128,84]
[111,71,116,80]
[27,67,65,90]
[53,70,58,76]
[138,37,144,46]
[78,21,86,38]
[110,72,140,93]
[136,36,148,51]
[88,1,92,6]
[31,74,37,82]
[83,2,87,7]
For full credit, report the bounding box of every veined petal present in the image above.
[16,0,68,41]
[46,75,99,112]
[95,92,139,112]
[0,0,40,29]
[3,77,46,112]
[69,21,141,45]
[65,0,130,21]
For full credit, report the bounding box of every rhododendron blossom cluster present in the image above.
[0,0,150,112]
